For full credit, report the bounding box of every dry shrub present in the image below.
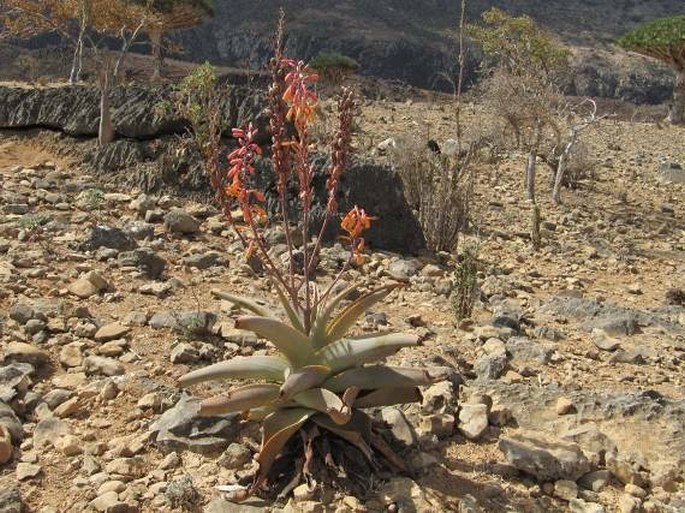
[390,133,475,253]
[481,67,564,151]
[539,136,598,191]
[560,140,598,189]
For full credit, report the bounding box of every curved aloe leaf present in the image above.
[256,408,315,485]
[244,405,278,421]
[311,332,419,373]
[212,289,276,318]
[310,284,358,348]
[354,387,422,408]
[235,316,312,366]
[324,366,452,393]
[179,356,290,387]
[324,284,402,345]
[342,386,360,409]
[293,388,350,425]
[279,365,331,402]
[199,384,280,416]
[312,410,374,461]
[273,281,306,334]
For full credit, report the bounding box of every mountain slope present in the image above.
[172,0,682,94]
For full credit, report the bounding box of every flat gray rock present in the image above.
[498,430,591,481]
[0,363,34,403]
[150,395,239,454]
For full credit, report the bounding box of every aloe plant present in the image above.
[178,10,451,500]
[179,283,452,495]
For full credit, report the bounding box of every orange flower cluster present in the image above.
[282,59,319,127]
[341,206,374,263]
[226,124,266,225]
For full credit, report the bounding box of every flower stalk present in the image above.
[212,9,369,334]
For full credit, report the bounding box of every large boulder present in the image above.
[252,154,426,254]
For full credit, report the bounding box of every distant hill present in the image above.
[173,0,682,89]
[1,0,682,102]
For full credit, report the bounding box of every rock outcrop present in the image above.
[0,83,267,140]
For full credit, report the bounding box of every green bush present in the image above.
[172,62,225,157]
[309,52,360,84]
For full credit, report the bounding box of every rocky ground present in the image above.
[0,98,684,513]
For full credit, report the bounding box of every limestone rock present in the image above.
[118,248,166,279]
[9,303,35,325]
[421,381,456,415]
[84,356,124,376]
[618,494,641,513]
[217,443,252,470]
[498,430,591,481]
[569,499,606,513]
[380,407,417,446]
[34,417,70,448]
[59,344,83,368]
[106,457,145,479]
[78,225,137,252]
[54,434,83,456]
[16,462,41,480]
[591,329,621,352]
[69,271,110,298]
[0,364,34,403]
[578,470,612,492]
[170,343,199,364]
[0,85,187,138]
[377,477,440,512]
[3,342,49,367]
[458,403,488,440]
[89,491,123,513]
[94,323,130,342]
[555,397,576,415]
[164,209,200,234]
[554,479,579,501]
[419,413,455,438]
[149,395,239,454]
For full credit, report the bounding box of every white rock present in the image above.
[458,403,488,440]
[442,138,460,157]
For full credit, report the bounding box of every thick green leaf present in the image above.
[279,365,331,402]
[256,408,315,484]
[235,316,313,366]
[310,284,358,348]
[293,388,350,425]
[311,332,419,373]
[354,387,422,408]
[312,410,374,461]
[324,284,402,345]
[211,289,276,318]
[178,356,290,387]
[273,281,306,334]
[324,366,452,393]
[199,384,280,416]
